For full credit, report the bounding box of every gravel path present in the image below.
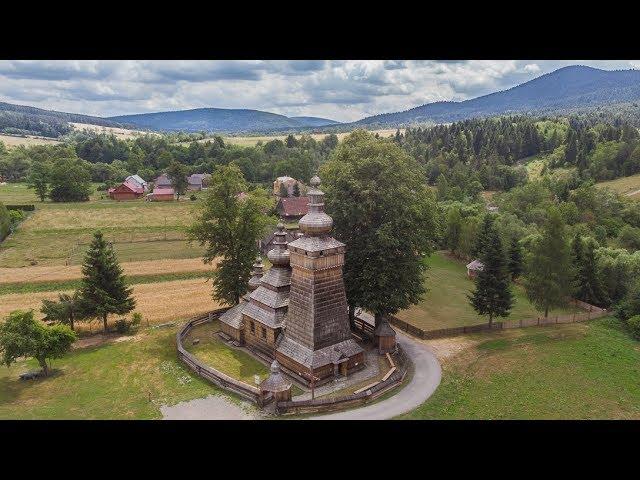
[311,330,441,420]
[161,394,261,420]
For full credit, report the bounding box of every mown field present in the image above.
[0,134,61,148]
[395,251,579,331]
[402,317,640,419]
[0,326,221,419]
[597,172,640,199]
[0,183,205,268]
[212,129,403,147]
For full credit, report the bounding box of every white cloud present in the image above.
[0,60,637,122]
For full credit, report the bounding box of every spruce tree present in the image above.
[78,231,135,332]
[292,183,300,197]
[571,235,607,306]
[468,221,514,326]
[472,213,494,259]
[508,237,523,280]
[523,207,572,317]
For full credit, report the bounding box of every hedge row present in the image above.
[0,202,10,242]
[5,204,35,211]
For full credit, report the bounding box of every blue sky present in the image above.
[0,60,637,122]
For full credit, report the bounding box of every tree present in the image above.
[472,213,494,259]
[189,164,272,305]
[523,207,572,317]
[166,161,189,200]
[320,130,438,328]
[78,231,135,331]
[508,237,523,280]
[445,207,462,254]
[41,291,86,331]
[468,224,514,326]
[0,310,76,376]
[26,161,51,202]
[279,182,289,198]
[292,182,300,197]
[49,158,92,202]
[571,235,607,306]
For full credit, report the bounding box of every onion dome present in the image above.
[298,175,333,236]
[259,360,292,393]
[248,255,264,291]
[267,223,290,266]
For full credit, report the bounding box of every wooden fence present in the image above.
[176,309,270,407]
[276,345,410,415]
[389,300,609,340]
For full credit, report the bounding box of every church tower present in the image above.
[276,175,364,384]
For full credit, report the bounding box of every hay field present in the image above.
[0,278,222,328]
[0,134,61,148]
[182,128,403,147]
[597,173,640,199]
[0,257,216,285]
[70,122,157,139]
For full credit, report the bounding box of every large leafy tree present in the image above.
[523,207,572,317]
[0,310,76,376]
[444,207,462,255]
[189,164,272,305]
[26,161,51,202]
[320,130,438,326]
[49,157,92,202]
[166,161,189,200]
[468,221,514,326]
[41,291,86,331]
[78,231,136,331]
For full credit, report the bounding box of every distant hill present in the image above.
[108,108,340,133]
[0,101,127,137]
[354,66,640,127]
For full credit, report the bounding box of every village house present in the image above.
[466,259,484,279]
[125,174,149,191]
[149,187,175,201]
[273,176,300,197]
[108,179,145,200]
[187,173,211,191]
[154,174,172,188]
[276,196,309,221]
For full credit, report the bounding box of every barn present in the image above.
[108,179,144,201]
[276,196,309,221]
[150,187,175,201]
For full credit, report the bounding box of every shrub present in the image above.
[190,194,197,201]
[131,312,142,328]
[9,209,23,228]
[627,315,640,340]
[114,318,130,334]
[0,202,10,241]
[618,225,640,250]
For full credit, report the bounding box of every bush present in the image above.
[114,318,130,334]
[9,209,23,227]
[190,194,197,201]
[627,315,640,340]
[0,202,10,241]
[618,225,640,250]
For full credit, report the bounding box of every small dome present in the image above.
[260,360,292,393]
[310,175,321,187]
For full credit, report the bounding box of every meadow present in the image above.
[0,183,205,268]
[204,129,403,147]
[395,251,579,331]
[597,172,640,199]
[0,134,61,148]
[401,317,640,419]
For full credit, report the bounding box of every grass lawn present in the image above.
[396,251,579,331]
[0,183,206,267]
[401,317,640,419]
[183,320,270,385]
[597,172,640,199]
[0,326,221,419]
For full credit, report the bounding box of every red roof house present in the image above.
[108,179,145,200]
[276,196,309,220]
[150,187,175,202]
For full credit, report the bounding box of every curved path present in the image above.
[311,330,441,420]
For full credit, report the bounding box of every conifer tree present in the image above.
[468,222,514,326]
[523,207,571,317]
[472,213,494,259]
[78,231,135,332]
[571,235,607,306]
[292,183,300,197]
[508,237,523,280]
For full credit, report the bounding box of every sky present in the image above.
[0,60,638,123]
